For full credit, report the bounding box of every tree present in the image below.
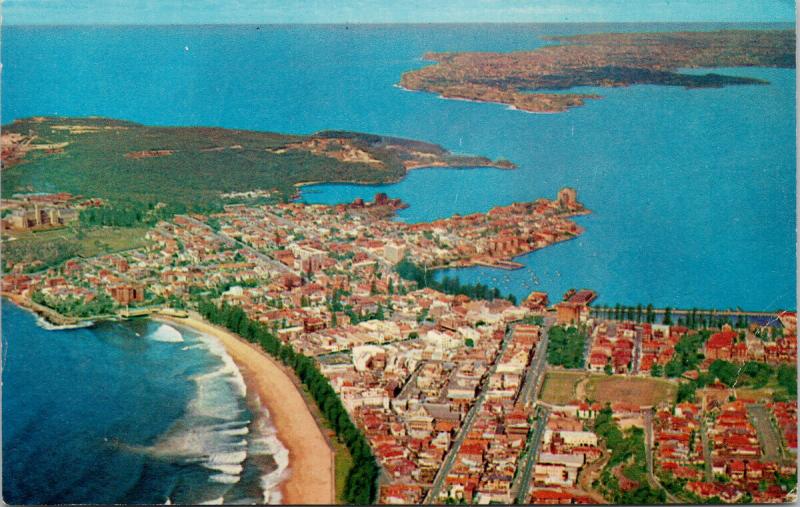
[546,325,587,369]
[663,307,673,325]
[777,365,797,397]
[709,360,740,387]
[677,381,698,403]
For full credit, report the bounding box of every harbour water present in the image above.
[3,23,793,310]
[1,23,795,503]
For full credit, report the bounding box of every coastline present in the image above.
[292,157,515,190]
[2,292,95,327]
[394,82,577,114]
[155,313,335,505]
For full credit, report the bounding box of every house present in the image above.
[705,330,737,360]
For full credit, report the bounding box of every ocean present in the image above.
[2,302,288,504]
[1,23,795,503]
[2,23,794,310]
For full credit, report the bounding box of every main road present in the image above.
[748,404,785,464]
[516,317,553,407]
[700,415,713,482]
[510,317,553,502]
[511,405,551,503]
[422,323,518,503]
[644,409,680,503]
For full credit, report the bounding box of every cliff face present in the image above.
[400,29,795,113]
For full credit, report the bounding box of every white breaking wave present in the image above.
[248,401,290,505]
[210,473,241,485]
[35,315,94,331]
[204,463,244,476]
[221,426,250,436]
[205,450,248,468]
[191,332,248,398]
[150,324,184,342]
[198,496,224,505]
[135,325,291,504]
[132,328,255,500]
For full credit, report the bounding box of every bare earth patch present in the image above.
[585,375,677,407]
[540,371,586,405]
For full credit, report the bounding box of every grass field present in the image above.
[540,371,585,404]
[6,226,150,257]
[540,371,678,407]
[300,385,353,504]
[584,375,677,407]
[332,435,354,504]
[72,227,150,256]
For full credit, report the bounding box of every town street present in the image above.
[422,323,518,503]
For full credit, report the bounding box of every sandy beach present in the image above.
[157,313,335,505]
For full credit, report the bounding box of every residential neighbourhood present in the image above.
[1,191,796,504]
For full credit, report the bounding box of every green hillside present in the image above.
[2,117,508,209]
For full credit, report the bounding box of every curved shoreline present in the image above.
[156,313,335,505]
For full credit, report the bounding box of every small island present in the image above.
[399,29,795,113]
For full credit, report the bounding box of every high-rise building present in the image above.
[557,187,578,209]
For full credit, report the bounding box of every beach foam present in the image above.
[150,324,184,343]
[34,314,94,331]
[147,319,296,503]
[248,400,290,505]
[210,473,240,485]
[191,332,248,398]
[132,324,262,501]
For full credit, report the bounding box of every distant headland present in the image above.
[399,29,796,113]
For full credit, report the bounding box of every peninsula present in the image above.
[1,117,515,209]
[399,29,796,113]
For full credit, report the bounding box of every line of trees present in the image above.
[395,259,517,304]
[593,304,757,329]
[196,300,379,504]
[79,200,228,228]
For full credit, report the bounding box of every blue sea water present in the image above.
[2,303,287,504]
[1,22,795,504]
[3,23,794,311]
[309,65,797,311]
